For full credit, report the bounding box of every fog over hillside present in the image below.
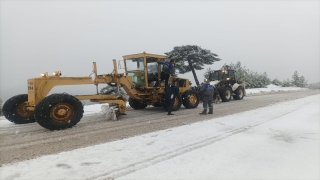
[1,1,319,103]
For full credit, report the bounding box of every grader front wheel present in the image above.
[2,94,35,124]
[34,93,84,130]
[50,103,75,122]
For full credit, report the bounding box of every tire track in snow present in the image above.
[88,98,312,180]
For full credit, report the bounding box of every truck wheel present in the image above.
[219,87,232,102]
[162,96,182,111]
[233,86,245,100]
[2,94,35,124]
[34,93,84,130]
[182,90,199,108]
[128,98,147,110]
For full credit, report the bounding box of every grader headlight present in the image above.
[53,71,62,77]
[41,72,48,77]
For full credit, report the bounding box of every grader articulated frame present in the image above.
[3,52,199,130]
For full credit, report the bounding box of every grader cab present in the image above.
[2,52,199,130]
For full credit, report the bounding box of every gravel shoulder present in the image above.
[0,90,319,165]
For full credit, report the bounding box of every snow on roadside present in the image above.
[245,84,309,95]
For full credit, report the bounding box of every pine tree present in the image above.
[272,78,282,86]
[165,45,221,86]
[229,61,248,83]
[291,71,308,87]
[261,72,271,88]
[292,71,300,87]
[282,79,292,87]
[299,76,308,88]
[227,62,270,88]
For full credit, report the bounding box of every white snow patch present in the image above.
[101,104,118,121]
[245,84,309,95]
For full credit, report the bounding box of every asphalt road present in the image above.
[0,90,319,165]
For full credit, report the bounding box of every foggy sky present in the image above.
[1,0,319,102]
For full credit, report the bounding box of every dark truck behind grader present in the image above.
[207,65,246,102]
[2,52,200,130]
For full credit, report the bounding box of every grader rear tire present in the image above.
[2,94,35,124]
[34,93,84,130]
[162,95,182,111]
[182,90,199,109]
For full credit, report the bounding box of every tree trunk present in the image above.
[187,59,200,86]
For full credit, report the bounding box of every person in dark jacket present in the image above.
[165,79,179,115]
[159,59,176,87]
[199,79,214,115]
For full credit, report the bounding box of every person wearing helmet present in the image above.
[199,79,214,115]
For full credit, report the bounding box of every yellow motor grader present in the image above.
[2,52,199,130]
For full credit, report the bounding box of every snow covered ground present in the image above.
[245,84,310,95]
[0,85,319,180]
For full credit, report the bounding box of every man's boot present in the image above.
[199,109,207,115]
[208,108,213,114]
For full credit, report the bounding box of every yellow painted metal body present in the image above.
[26,52,192,114]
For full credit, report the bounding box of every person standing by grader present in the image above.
[165,79,179,115]
[199,79,214,115]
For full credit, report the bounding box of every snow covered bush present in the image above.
[307,82,320,89]
[282,79,292,87]
[278,71,308,88]
[272,78,282,86]
[228,62,270,88]
[227,62,270,88]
